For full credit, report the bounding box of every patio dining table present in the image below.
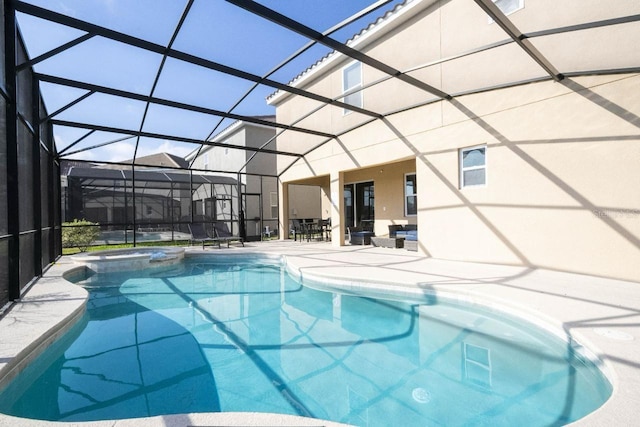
[295,219,329,242]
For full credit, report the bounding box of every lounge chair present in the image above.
[214,222,244,247]
[188,223,220,249]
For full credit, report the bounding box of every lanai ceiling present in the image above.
[12,0,640,176]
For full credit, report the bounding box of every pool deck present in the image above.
[0,240,638,426]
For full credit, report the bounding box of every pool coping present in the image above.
[1,242,638,426]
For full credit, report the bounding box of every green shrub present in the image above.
[62,219,100,252]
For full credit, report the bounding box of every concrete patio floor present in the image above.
[0,240,638,426]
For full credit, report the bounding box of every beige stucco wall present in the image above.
[288,184,322,220]
[273,0,640,147]
[279,73,640,281]
[272,0,640,281]
[420,74,640,280]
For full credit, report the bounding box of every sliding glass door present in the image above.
[344,181,374,233]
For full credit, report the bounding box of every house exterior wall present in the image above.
[239,125,278,230]
[192,127,248,174]
[244,126,278,177]
[188,122,294,238]
[340,160,417,237]
[366,160,416,232]
[272,0,640,282]
[242,126,280,232]
[417,74,640,281]
[271,0,640,118]
[288,185,322,220]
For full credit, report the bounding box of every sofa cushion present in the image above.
[397,230,417,239]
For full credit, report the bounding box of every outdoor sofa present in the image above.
[371,224,418,250]
[348,226,375,245]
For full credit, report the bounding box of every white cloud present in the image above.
[55,1,77,18]
[99,0,117,14]
[56,130,197,164]
[54,134,67,149]
[62,140,134,163]
[107,141,137,162]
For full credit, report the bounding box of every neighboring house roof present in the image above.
[266,0,419,104]
[60,160,97,175]
[242,115,277,123]
[65,166,238,185]
[130,152,189,169]
[184,115,276,161]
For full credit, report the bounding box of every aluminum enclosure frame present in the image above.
[2,0,639,307]
[11,0,640,173]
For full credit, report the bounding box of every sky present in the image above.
[16,0,403,164]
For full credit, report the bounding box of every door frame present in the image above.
[343,180,374,234]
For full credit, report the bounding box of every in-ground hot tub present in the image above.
[71,247,185,273]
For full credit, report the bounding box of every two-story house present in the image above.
[186,115,324,240]
[268,0,640,282]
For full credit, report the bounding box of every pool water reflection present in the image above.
[0,256,611,425]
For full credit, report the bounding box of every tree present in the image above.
[62,219,100,252]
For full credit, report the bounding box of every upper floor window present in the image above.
[342,61,362,114]
[405,173,417,216]
[203,153,209,170]
[491,0,524,18]
[460,145,487,188]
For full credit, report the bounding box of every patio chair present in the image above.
[322,218,332,241]
[306,219,325,241]
[188,223,220,249]
[214,222,245,247]
[348,226,375,245]
[291,219,302,241]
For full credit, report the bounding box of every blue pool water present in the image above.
[0,256,611,425]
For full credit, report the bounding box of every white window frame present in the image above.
[489,0,524,22]
[463,342,492,388]
[404,173,417,217]
[269,191,278,219]
[342,60,362,115]
[459,145,487,189]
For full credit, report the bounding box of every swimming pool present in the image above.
[0,255,611,425]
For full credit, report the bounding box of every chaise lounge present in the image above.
[188,223,220,249]
[214,222,245,247]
